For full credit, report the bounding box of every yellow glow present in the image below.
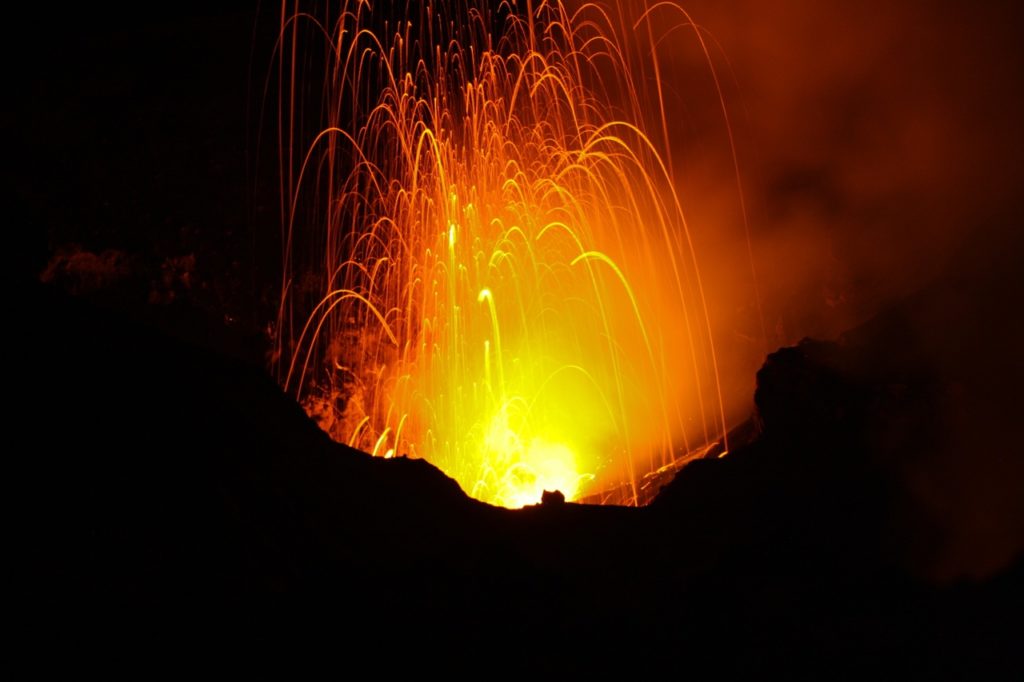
[475,412,589,508]
[276,1,733,507]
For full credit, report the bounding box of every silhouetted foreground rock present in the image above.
[16,282,1020,675]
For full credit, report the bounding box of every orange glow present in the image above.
[274,1,741,507]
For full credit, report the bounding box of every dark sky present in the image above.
[16,1,1021,359]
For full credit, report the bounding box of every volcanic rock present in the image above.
[15,279,1020,675]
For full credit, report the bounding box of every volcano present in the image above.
[14,1,1023,675]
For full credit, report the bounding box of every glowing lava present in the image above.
[275,1,731,507]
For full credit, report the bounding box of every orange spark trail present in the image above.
[274,1,742,507]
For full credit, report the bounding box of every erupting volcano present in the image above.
[275,0,750,507]
[17,0,1024,672]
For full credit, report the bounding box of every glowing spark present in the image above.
[275,1,734,507]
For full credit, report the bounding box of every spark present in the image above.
[274,1,735,507]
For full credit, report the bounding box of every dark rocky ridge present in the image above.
[16,275,1020,674]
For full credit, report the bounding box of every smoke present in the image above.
[675,0,1021,328]
[640,0,1024,581]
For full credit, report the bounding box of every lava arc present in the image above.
[275,0,739,507]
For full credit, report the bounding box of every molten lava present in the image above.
[275,1,736,507]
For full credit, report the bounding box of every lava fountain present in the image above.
[274,0,745,507]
